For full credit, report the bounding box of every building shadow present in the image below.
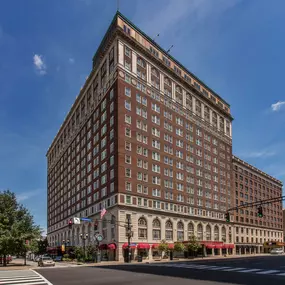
[96,263,284,285]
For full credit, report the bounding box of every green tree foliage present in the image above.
[74,246,84,262]
[174,242,185,252]
[187,235,201,253]
[0,190,41,266]
[158,240,169,252]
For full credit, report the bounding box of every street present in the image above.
[32,255,285,285]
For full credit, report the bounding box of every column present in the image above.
[217,115,220,131]
[224,118,227,135]
[239,248,241,255]
[182,89,186,108]
[212,248,215,256]
[146,62,151,85]
[249,248,252,255]
[226,248,229,255]
[171,82,175,100]
[229,121,232,137]
[209,109,213,125]
[160,73,164,94]
[118,41,124,66]
[201,103,205,120]
[192,96,196,114]
[131,51,137,75]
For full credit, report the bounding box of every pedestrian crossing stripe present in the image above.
[147,263,285,277]
[0,270,52,285]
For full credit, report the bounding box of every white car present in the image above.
[270,248,283,255]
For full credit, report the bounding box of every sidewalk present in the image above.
[82,253,270,267]
[0,259,36,271]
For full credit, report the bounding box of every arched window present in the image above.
[222,226,226,242]
[197,224,203,240]
[206,225,211,241]
[138,217,147,239]
[152,219,161,240]
[165,220,173,241]
[188,223,194,239]
[214,226,219,241]
[177,221,184,241]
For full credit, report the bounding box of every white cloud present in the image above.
[33,54,47,75]
[242,150,276,158]
[271,101,285,112]
[17,189,42,202]
[69,57,75,64]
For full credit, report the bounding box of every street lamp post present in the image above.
[80,233,88,260]
[125,216,132,263]
[62,239,70,255]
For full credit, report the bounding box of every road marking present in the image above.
[207,266,231,270]
[223,268,246,271]
[256,270,281,275]
[238,269,262,273]
[276,273,285,276]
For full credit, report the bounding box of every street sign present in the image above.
[81,217,92,222]
[95,234,103,242]
[73,217,81,224]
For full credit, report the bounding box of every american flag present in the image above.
[100,207,107,219]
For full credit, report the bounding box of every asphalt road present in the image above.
[36,255,285,285]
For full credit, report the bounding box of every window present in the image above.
[125,46,131,57]
[152,188,161,197]
[138,217,147,239]
[125,100,131,111]
[125,128,131,137]
[125,155,131,164]
[125,114,131,124]
[126,182,131,191]
[177,222,184,241]
[152,219,161,240]
[125,168,131,178]
[165,220,173,240]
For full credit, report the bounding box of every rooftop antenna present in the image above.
[167,45,174,53]
[153,33,160,42]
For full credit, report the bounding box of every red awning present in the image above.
[206,244,215,249]
[137,243,150,249]
[152,244,159,249]
[122,243,136,249]
[215,244,223,249]
[108,243,116,250]
[168,243,174,249]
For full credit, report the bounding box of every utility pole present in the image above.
[126,215,132,263]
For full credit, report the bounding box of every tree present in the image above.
[74,246,84,262]
[174,242,185,253]
[37,238,48,255]
[158,240,169,258]
[0,190,41,266]
[187,235,201,257]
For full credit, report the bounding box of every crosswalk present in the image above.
[0,270,52,285]
[147,262,285,277]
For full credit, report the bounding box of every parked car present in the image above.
[0,256,12,264]
[38,256,55,267]
[270,248,283,255]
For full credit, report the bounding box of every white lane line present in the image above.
[223,268,246,271]
[0,277,41,281]
[276,273,285,276]
[256,270,281,275]
[0,275,37,279]
[238,269,262,273]
[0,279,46,285]
[207,266,231,270]
[3,282,46,285]
[32,269,53,285]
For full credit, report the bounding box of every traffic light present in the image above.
[258,206,263,218]
[94,219,98,231]
[225,212,230,222]
[68,218,73,229]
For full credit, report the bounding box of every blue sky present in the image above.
[0,0,285,233]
